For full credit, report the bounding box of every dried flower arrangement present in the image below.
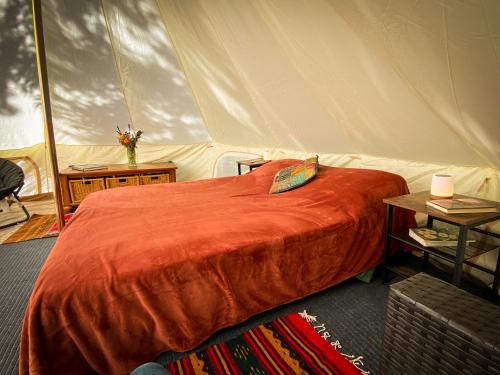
[117,125,143,167]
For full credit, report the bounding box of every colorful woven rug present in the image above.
[2,214,56,244]
[166,312,360,374]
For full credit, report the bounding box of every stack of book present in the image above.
[426,197,497,214]
[70,164,107,171]
[409,227,476,247]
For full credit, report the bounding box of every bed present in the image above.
[20,160,414,374]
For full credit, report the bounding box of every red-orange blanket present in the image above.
[20,160,413,374]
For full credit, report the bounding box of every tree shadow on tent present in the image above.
[0,0,39,116]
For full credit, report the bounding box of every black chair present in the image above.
[0,158,30,229]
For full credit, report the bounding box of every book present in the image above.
[426,198,497,214]
[70,164,107,171]
[409,227,476,247]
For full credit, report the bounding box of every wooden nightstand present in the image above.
[59,162,177,210]
[236,158,270,175]
[382,191,500,298]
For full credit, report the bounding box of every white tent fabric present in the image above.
[1,0,499,199]
[41,0,131,145]
[101,0,211,144]
[2,0,499,165]
[0,0,43,150]
[1,0,499,200]
[158,0,499,167]
[41,0,210,145]
[0,89,43,149]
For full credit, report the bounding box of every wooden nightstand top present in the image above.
[236,159,270,167]
[384,191,500,226]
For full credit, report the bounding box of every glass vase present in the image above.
[127,146,137,167]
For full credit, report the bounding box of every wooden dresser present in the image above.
[59,162,177,210]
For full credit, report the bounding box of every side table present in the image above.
[237,159,270,175]
[382,191,500,299]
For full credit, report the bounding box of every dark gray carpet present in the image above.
[0,237,56,375]
[0,237,391,375]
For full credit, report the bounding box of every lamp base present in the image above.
[429,194,453,200]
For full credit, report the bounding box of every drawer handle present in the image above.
[118,178,127,183]
[84,181,92,185]
[151,177,159,180]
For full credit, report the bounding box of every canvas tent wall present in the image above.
[1,0,214,193]
[1,0,498,194]
[0,2,498,201]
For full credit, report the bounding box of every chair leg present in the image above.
[0,198,10,213]
[0,193,30,229]
[17,195,30,221]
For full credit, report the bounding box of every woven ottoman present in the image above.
[379,273,500,375]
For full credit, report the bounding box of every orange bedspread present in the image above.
[20,160,413,374]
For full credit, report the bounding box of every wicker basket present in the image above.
[140,174,170,185]
[105,176,139,189]
[69,178,105,204]
[379,273,500,374]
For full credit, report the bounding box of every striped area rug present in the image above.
[2,214,56,244]
[166,313,360,374]
[3,213,74,244]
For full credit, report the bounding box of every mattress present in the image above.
[20,160,413,374]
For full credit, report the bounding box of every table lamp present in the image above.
[262,149,270,161]
[430,174,454,199]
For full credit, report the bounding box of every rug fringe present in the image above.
[299,309,370,375]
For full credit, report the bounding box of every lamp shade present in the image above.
[262,149,270,160]
[430,174,454,199]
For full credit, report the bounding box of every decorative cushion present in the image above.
[269,156,319,194]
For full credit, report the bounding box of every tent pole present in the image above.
[32,0,65,230]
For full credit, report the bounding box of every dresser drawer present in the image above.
[140,174,170,185]
[69,178,105,204]
[106,176,139,189]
